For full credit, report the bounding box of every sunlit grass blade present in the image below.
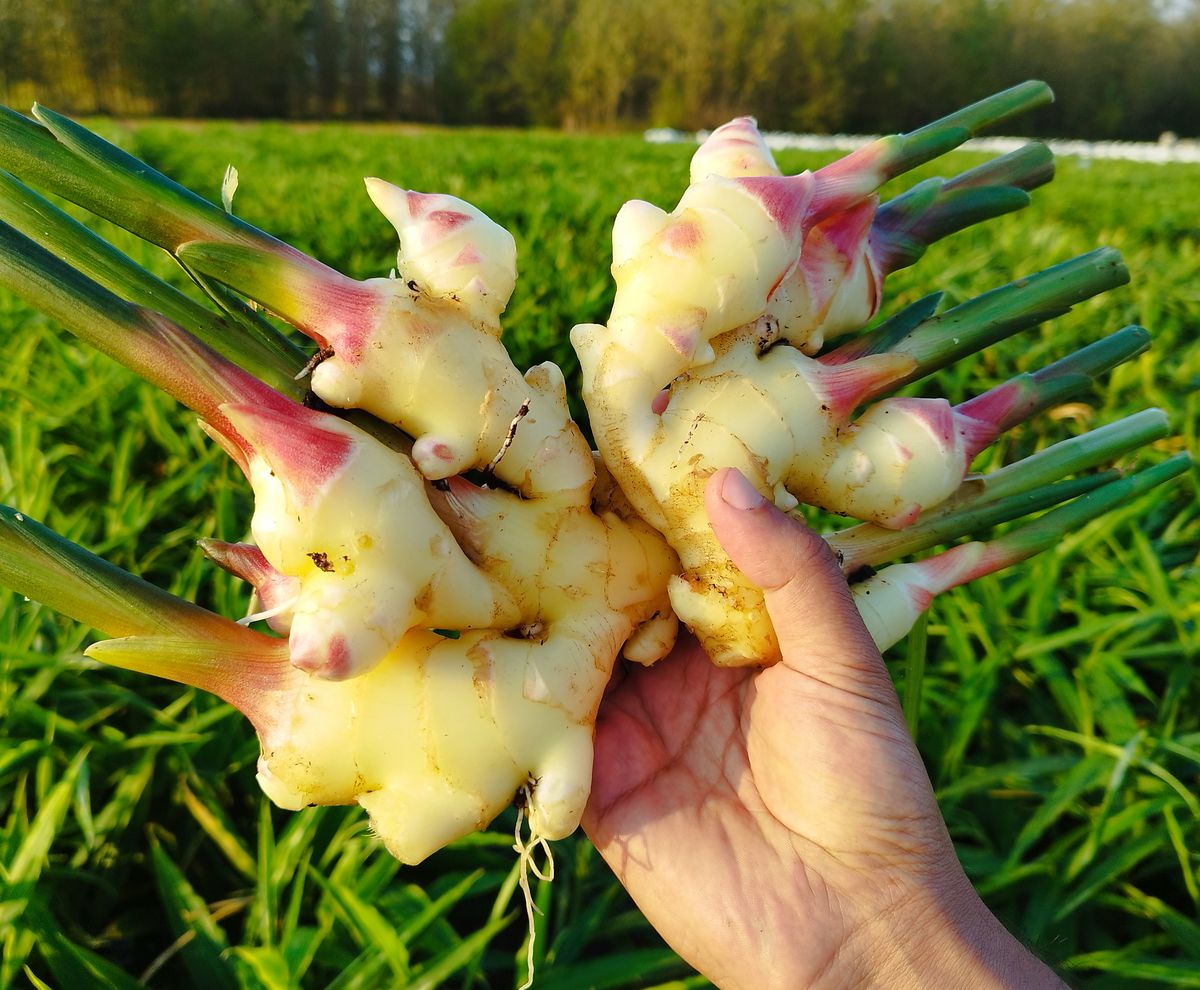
[1119,884,1200,955]
[232,947,293,990]
[307,869,412,980]
[0,742,43,780]
[1062,951,1200,986]
[407,914,530,990]
[902,612,928,740]
[530,948,694,990]
[1,751,87,916]
[21,900,146,990]
[393,869,489,945]
[178,781,258,881]
[1052,833,1163,925]
[1163,806,1200,907]
[148,838,241,990]
[1002,754,1112,870]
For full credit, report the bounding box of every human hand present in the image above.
[584,468,1067,989]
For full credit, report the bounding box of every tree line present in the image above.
[2,0,1196,139]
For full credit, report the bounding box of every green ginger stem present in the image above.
[821,248,1130,393]
[830,408,1172,571]
[947,453,1193,582]
[0,170,307,398]
[0,505,239,640]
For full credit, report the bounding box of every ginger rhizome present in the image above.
[0,106,676,864]
[572,97,1140,666]
[0,83,1186,865]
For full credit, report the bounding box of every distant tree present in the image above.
[509,0,573,126]
[765,0,867,132]
[379,0,403,116]
[644,0,717,128]
[562,0,642,128]
[0,0,1196,137]
[439,0,530,124]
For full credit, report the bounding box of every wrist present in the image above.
[829,872,1068,989]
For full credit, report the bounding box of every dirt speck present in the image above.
[307,551,335,572]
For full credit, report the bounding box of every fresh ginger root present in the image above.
[0,85,1182,863]
[573,108,1135,666]
[0,105,676,862]
[185,194,680,860]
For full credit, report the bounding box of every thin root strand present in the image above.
[513,781,555,990]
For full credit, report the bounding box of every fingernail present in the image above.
[720,470,767,510]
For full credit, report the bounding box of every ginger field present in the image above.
[1,119,1199,989]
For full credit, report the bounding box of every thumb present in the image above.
[705,468,885,679]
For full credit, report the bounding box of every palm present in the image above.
[585,632,961,990]
[582,471,1062,989]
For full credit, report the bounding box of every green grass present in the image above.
[1,119,1198,989]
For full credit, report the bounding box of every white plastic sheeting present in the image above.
[645,128,1200,165]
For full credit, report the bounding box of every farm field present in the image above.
[0,118,1199,989]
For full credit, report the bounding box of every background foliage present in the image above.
[1,0,1198,138]
[0,116,1198,987]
